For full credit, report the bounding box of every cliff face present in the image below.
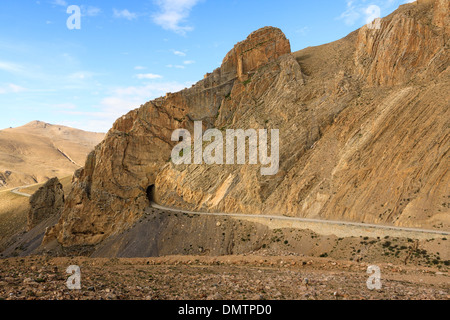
[28,178,64,231]
[355,0,449,86]
[46,0,449,247]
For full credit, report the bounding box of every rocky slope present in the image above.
[45,0,449,247]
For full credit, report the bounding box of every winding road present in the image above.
[10,186,33,198]
[151,202,450,237]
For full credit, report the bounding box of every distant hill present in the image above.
[0,121,104,189]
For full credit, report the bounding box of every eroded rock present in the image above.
[28,178,64,231]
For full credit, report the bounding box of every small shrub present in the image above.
[382,241,391,248]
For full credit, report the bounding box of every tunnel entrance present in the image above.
[146,185,155,203]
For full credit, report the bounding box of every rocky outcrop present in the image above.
[27,178,64,231]
[44,27,292,246]
[221,27,291,81]
[45,0,449,248]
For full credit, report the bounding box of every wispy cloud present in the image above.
[183,60,195,65]
[67,71,96,80]
[166,64,185,69]
[113,8,138,20]
[0,83,26,94]
[152,0,202,35]
[296,26,310,36]
[172,50,186,56]
[338,0,364,26]
[0,60,46,80]
[82,6,101,17]
[0,60,25,73]
[135,73,163,79]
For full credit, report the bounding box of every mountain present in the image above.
[0,121,105,189]
[44,0,448,247]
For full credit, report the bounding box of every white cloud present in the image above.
[134,66,147,70]
[81,6,101,17]
[172,50,186,56]
[113,9,138,20]
[166,64,185,69]
[0,60,48,81]
[87,6,101,16]
[136,73,163,79]
[0,83,26,94]
[0,61,24,73]
[183,60,195,65]
[152,0,202,35]
[68,71,96,80]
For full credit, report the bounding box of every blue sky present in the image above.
[0,0,415,132]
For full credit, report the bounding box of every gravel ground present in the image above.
[0,255,448,300]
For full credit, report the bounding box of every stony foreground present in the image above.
[0,255,448,300]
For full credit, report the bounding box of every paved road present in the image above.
[10,186,34,198]
[151,203,450,237]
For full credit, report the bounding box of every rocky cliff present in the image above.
[28,178,64,231]
[45,0,449,247]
